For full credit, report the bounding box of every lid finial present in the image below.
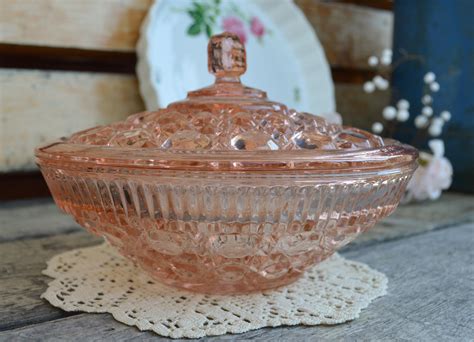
[208,32,246,79]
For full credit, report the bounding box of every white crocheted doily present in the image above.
[42,243,387,339]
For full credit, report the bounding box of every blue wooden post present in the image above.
[392,0,474,192]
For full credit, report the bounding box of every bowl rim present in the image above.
[36,139,418,174]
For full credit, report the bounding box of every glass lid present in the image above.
[36,33,417,172]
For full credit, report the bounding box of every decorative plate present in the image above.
[136,0,335,116]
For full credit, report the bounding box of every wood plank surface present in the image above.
[351,192,474,247]
[295,0,393,69]
[2,193,472,244]
[0,232,101,331]
[335,82,390,130]
[0,44,136,74]
[0,68,144,171]
[0,199,80,242]
[0,1,394,173]
[0,172,51,200]
[0,194,472,334]
[0,0,153,52]
[0,69,385,171]
[0,0,392,70]
[0,223,471,340]
[334,0,394,10]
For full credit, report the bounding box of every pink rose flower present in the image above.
[222,17,247,44]
[250,17,265,37]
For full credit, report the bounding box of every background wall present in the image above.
[0,0,394,199]
[392,0,474,192]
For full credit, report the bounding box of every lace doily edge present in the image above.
[40,246,388,339]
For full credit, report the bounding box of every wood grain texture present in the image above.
[334,0,394,11]
[0,194,472,335]
[0,0,392,70]
[0,172,50,200]
[0,232,101,331]
[350,192,474,248]
[0,0,152,51]
[0,223,471,340]
[0,44,136,74]
[295,0,393,69]
[0,70,384,171]
[335,83,391,130]
[0,68,144,171]
[0,44,373,85]
[2,193,472,244]
[0,0,394,173]
[0,199,80,242]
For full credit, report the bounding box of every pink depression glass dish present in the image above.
[36,33,418,294]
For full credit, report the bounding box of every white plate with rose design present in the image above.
[137,0,335,117]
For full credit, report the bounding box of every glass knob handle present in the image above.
[208,32,246,79]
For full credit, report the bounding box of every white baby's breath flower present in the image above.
[432,117,444,127]
[397,99,410,110]
[422,94,433,105]
[414,115,429,128]
[424,72,436,84]
[373,75,383,84]
[430,82,440,92]
[363,81,375,93]
[397,109,410,122]
[373,75,389,90]
[380,54,392,65]
[372,122,384,134]
[379,82,389,90]
[428,139,445,157]
[428,123,442,136]
[382,106,397,120]
[382,48,392,57]
[440,110,451,121]
[422,106,433,117]
[368,56,379,66]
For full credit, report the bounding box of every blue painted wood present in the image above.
[392,0,474,192]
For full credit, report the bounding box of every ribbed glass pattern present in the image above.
[41,166,410,294]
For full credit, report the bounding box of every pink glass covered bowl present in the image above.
[36,33,418,294]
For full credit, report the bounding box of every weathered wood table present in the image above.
[1,193,473,341]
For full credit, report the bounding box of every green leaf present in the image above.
[194,2,205,12]
[187,22,201,35]
[418,157,429,166]
[188,10,202,21]
[205,23,212,37]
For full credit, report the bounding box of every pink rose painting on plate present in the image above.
[183,0,269,44]
[222,17,247,44]
[250,17,265,40]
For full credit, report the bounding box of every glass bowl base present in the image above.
[105,234,332,295]
[149,268,305,295]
